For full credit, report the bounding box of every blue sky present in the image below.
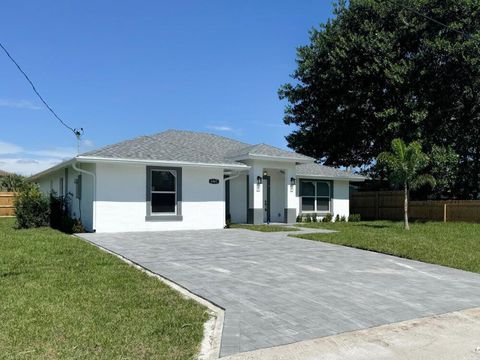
[0,0,334,175]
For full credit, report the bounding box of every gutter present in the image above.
[76,156,250,170]
[227,154,314,164]
[29,158,75,181]
[72,161,97,232]
[296,174,367,182]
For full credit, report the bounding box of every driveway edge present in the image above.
[77,235,224,360]
[222,307,480,360]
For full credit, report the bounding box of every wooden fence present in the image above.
[0,192,15,217]
[350,190,480,223]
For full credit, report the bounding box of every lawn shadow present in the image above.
[355,223,392,229]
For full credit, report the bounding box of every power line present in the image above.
[385,0,470,39]
[0,41,84,139]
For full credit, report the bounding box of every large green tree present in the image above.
[279,0,480,198]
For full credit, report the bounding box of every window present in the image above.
[59,177,64,197]
[75,175,82,200]
[150,169,177,214]
[300,180,331,212]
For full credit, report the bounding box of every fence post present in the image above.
[443,203,447,223]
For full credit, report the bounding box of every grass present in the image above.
[0,218,208,360]
[295,220,480,273]
[230,223,299,232]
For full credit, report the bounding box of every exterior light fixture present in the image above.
[290,177,296,186]
[257,176,263,185]
[263,170,268,177]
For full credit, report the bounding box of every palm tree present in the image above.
[378,139,435,230]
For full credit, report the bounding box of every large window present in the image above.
[300,180,331,213]
[150,170,177,214]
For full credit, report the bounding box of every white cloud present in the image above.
[0,141,23,155]
[0,157,61,176]
[0,139,97,176]
[82,139,95,147]
[248,120,286,128]
[0,98,41,110]
[29,148,77,159]
[16,159,39,164]
[206,125,234,132]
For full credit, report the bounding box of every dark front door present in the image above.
[263,175,271,223]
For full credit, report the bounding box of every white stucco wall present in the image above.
[332,180,350,220]
[228,174,247,224]
[36,163,95,231]
[95,163,225,232]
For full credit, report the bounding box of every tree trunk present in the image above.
[404,182,410,230]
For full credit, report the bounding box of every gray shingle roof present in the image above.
[296,163,365,181]
[80,130,250,166]
[226,143,313,161]
[80,129,364,180]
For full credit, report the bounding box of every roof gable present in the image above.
[226,143,313,161]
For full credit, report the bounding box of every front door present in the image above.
[263,176,271,223]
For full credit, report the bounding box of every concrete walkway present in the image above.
[79,228,480,357]
[223,307,480,360]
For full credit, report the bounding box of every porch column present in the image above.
[284,166,297,224]
[247,164,263,224]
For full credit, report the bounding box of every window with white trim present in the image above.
[150,169,177,214]
[300,180,331,212]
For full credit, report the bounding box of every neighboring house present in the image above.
[30,130,365,233]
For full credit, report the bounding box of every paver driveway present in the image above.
[79,229,480,357]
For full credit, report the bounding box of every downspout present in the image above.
[72,161,96,232]
[223,172,242,182]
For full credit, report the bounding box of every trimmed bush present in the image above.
[348,214,361,222]
[322,213,333,222]
[340,215,347,222]
[50,193,85,234]
[296,215,302,223]
[335,214,340,222]
[225,213,232,229]
[14,185,50,229]
[304,213,312,222]
[312,213,318,222]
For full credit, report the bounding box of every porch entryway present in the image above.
[225,162,298,225]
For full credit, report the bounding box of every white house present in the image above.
[31,130,364,233]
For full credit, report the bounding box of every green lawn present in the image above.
[0,218,208,360]
[296,221,480,273]
[230,224,299,232]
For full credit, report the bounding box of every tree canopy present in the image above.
[279,0,480,198]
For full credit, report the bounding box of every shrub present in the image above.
[340,215,347,222]
[312,213,317,222]
[1,173,28,192]
[225,213,231,228]
[72,219,85,233]
[335,214,340,222]
[14,184,50,229]
[348,214,361,222]
[322,213,333,222]
[304,213,312,222]
[296,215,302,223]
[50,192,84,234]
